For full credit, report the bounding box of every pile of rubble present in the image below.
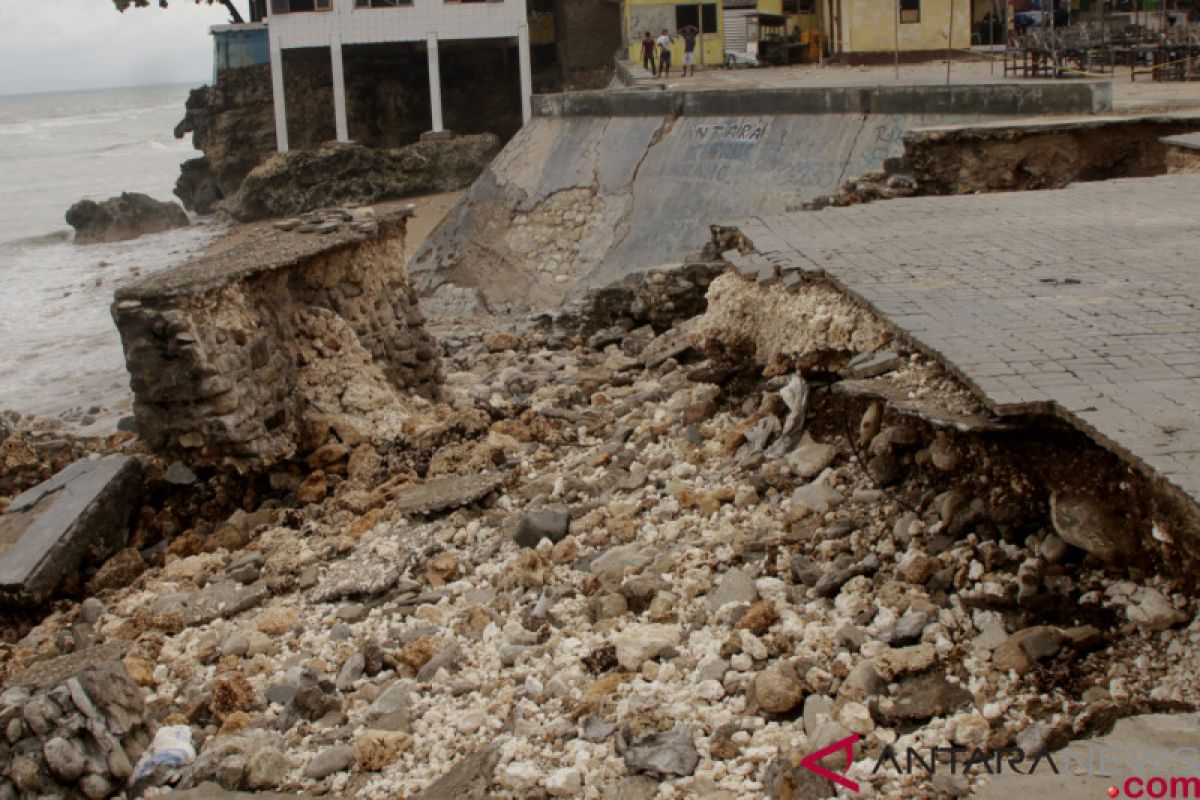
[2,263,1198,799]
[273,206,384,237]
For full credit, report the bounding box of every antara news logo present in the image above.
[801,734,1200,798]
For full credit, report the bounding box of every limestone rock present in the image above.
[874,643,937,681]
[707,567,759,612]
[613,624,681,670]
[1128,588,1187,631]
[303,745,356,779]
[228,138,500,222]
[754,662,805,714]
[790,482,845,514]
[514,507,572,548]
[66,192,189,244]
[618,725,700,778]
[1050,491,1137,562]
[882,673,972,723]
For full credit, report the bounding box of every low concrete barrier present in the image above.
[532,81,1112,119]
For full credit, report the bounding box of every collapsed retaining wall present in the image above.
[409,83,1111,311]
[112,208,440,471]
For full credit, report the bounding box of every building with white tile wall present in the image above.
[265,0,532,152]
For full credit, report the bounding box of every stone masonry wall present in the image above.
[112,209,440,471]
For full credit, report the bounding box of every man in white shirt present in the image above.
[656,29,673,78]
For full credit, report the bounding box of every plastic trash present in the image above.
[130,724,196,786]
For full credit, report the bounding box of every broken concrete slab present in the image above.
[845,350,905,379]
[973,713,1200,799]
[391,471,509,516]
[0,455,141,605]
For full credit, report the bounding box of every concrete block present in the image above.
[0,455,142,605]
[533,90,682,118]
[681,87,867,116]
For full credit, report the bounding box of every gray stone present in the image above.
[789,555,821,587]
[391,471,508,516]
[246,746,289,789]
[882,673,972,723]
[335,653,365,692]
[410,744,501,800]
[993,626,1063,675]
[79,774,114,800]
[786,439,838,480]
[802,694,833,737]
[581,714,618,743]
[169,580,269,626]
[336,602,368,623]
[845,350,904,379]
[707,567,759,612]
[164,461,197,485]
[790,482,845,514]
[303,745,356,779]
[1128,587,1187,631]
[1050,492,1137,563]
[1039,533,1069,563]
[43,736,86,782]
[588,544,654,586]
[514,507,571,548]
[0,455,142,605]
[618,725,700,778]
[365,682,412,732]
[417,642,464,682]
[220,632,250,658]
[604,775,661,800]
[66,191,189,244]
[812,554,880,598]
[79,597,107,625]
[890,611,928,645]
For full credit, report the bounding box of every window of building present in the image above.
[900,0,920,22]
[270,0,331,12]
[782,0,815,13]
[675,4,718,32]
[355,0,413,6]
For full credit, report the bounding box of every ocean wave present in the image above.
[0,229,71,248]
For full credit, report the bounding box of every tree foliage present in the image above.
[112,0,246,25]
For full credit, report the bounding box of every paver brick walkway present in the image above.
[735,174,1200,506]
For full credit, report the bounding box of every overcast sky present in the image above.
[0,0,235,96]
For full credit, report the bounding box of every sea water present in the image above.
[0,82,220,429]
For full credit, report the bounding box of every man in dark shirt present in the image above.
[640,31,658,76]
[679,25,699,77]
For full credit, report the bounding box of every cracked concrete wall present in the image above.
[113,212,441,472]
[410,111,983,310]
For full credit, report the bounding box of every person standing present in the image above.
[679,24,699,77]
[640,31,658,76]
[656,28,674,78]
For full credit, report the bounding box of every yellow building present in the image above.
[625,0,726,69]
[824,0,972,61]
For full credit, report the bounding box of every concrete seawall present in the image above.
[410,83,1112,310]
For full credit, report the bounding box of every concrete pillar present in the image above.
[330,34,350,143]
[426,32,444,133]
[518,23,532,124]
[269,36,288,153]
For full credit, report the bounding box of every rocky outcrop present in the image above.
[174,157,223,216]
[226,137,499,223]
[65,193,189,245]
[1,645,150,800]
[174,66,277,207]
[172,47,534,213]
[111,206,441,471]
